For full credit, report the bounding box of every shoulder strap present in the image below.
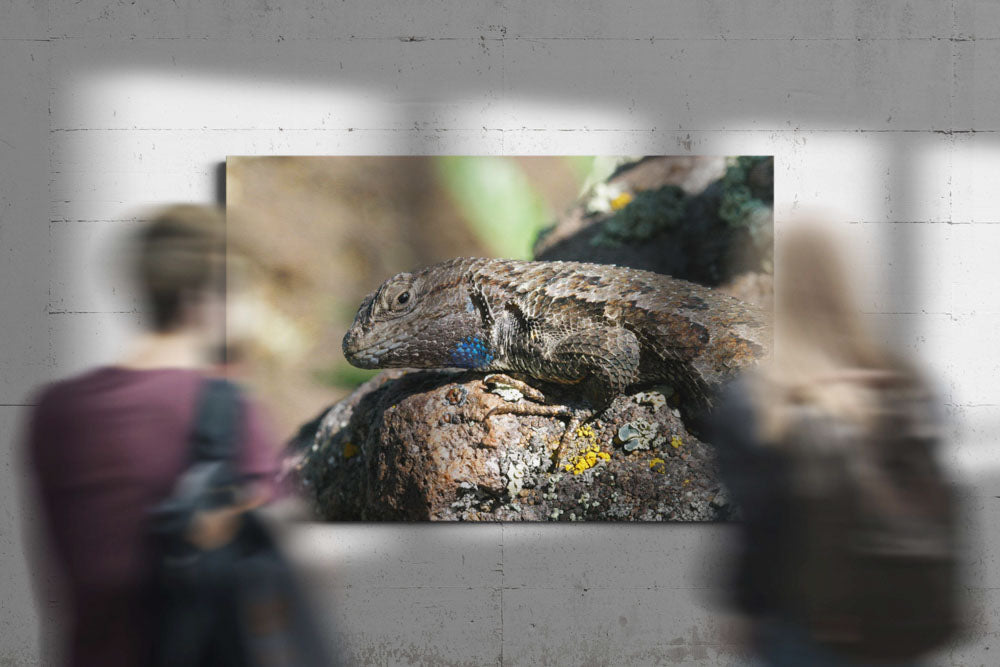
[189,378,243,464]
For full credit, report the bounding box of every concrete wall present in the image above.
[2,1,999,664]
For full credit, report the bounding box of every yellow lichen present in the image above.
[610,192,633,210]
[343,442,359,460]
[563,442,610,475]
[649,457,666,474]
[670,435,683,449]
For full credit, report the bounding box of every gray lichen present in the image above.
[615,419,664,452]
[500,431,550,498]
[488,382,525,402]
[632,390,668,410]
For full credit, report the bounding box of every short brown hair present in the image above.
[134,205,226,331]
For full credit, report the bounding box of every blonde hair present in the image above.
[134,205,226,331]
[753,223,908,442]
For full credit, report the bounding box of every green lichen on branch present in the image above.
[590,184,687,247]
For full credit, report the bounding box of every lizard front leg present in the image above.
[545,327,640,464]
[482,327,640,467]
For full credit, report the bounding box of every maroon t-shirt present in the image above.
[26,367,279,667]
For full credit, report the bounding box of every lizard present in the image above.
[342,257,771,462]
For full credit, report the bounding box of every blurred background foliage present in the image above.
[227,156,593,434]
[436,156,553,260]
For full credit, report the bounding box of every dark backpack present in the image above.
[780,381,963,662]
[147,378,335,667]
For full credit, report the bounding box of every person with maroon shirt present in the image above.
[25,205,280,666]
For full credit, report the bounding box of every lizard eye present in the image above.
[373,273,416,319]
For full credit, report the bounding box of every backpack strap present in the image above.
[148,379,245,544]
[189,378,243,465]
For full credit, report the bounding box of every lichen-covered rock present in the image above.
[534,156,773,295]
[289,370,734,522]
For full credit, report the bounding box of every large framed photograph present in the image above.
[226,156,773,521]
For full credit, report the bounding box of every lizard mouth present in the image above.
[342,335,407,368]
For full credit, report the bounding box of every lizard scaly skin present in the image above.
[343,258,770,425]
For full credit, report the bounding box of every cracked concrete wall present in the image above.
[2,1,999,664]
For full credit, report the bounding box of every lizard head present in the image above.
[342,259,492,370]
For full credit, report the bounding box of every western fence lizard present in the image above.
[343,257,770,457]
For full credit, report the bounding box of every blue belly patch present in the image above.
[450,335,494,369]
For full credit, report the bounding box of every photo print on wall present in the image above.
[225,156,773,521]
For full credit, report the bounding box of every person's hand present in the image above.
[186,506,243,550]
[185,481,270,550]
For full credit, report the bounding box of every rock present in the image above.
[534,156,773,303]
[285,155,771,522]
[289,371,734,522]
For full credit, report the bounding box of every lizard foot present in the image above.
[484,401,596,470]
[480,375,601,468]
[481,400,573,462]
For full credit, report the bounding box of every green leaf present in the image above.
[435,157,552,260]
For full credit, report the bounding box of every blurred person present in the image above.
[23,205,314,666]
[709,224,963,666]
